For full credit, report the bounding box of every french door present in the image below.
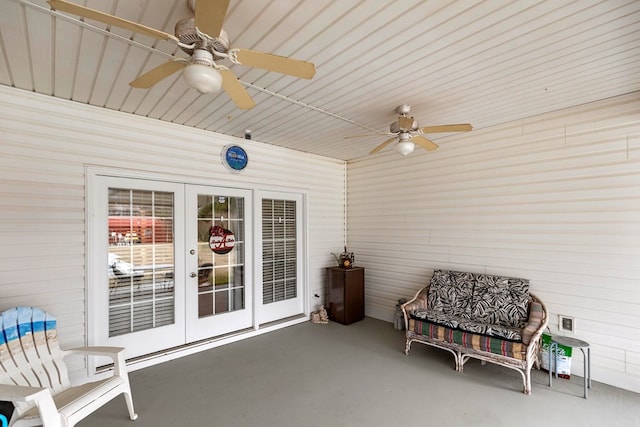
[89,176,253,359]
[256,191,305,324]
[89,176,186,358]
[185,185,253,342]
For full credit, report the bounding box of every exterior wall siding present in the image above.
[0,86,345,375]
[347,92,640,393]
[3,84,639,393]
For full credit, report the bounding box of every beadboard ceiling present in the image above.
[1,0,639,160]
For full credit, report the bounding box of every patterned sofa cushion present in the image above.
[426,270,474,319]
[456,318,523,341]
[471,274,530,328]
[412,309,462,330]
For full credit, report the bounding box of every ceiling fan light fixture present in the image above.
[182,63,222,94]
[396,140,415,156]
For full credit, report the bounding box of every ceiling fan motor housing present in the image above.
[391,104,418,132]
[390,119,418,133]
[175,17,229,60]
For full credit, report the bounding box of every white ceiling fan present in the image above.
[347,105,472,156]
[47,0,316,110]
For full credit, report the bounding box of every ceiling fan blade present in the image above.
[232,49,316,79]
[195,0,230,38]
[411,135,439,151]
[419,124,473,133]
[220,69,256,110]
[398,116,414,130]
[369,137,397,154]
[47,0,177,42]
[129,61,186,88]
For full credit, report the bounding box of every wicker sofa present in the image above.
[401,269,548,394]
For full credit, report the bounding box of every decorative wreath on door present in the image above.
[209,225,235,254]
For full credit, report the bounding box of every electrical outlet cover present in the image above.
[559,315,575,333]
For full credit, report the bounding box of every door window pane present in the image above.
[262,199,297,304]
[197,195,245,318]
[108,188,175,337]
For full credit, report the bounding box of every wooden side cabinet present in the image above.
[326,267,365,325]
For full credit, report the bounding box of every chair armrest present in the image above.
[401,286,430,331]
[0,383,47,402]
[67,346,125,357]
[401,287,429,316]
[0,385,61,427]
[67,346,128,377]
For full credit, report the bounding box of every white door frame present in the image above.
[86,167,309,369]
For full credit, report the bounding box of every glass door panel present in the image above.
[262,199,297,304]
[196,194,245,317]
[108,188,176,336]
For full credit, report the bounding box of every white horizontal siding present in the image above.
[0,85,345,373]
[347,92,640,393]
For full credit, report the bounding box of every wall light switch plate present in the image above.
[559,315,575,333]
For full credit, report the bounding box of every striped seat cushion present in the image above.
[408,318,527,360]
[411,309,523,341]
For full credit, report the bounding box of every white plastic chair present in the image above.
[0,307,138,427]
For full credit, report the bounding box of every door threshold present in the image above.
[259,313,307,328]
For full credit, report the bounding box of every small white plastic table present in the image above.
[548,335,592,398]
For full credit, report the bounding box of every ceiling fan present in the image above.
[348,105,472,156]
[47,0,316,110]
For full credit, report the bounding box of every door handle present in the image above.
[190,272,197,278]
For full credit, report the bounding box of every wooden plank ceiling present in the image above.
[1,0,639,160]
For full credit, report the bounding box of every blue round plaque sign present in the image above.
[222,145,248,171]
